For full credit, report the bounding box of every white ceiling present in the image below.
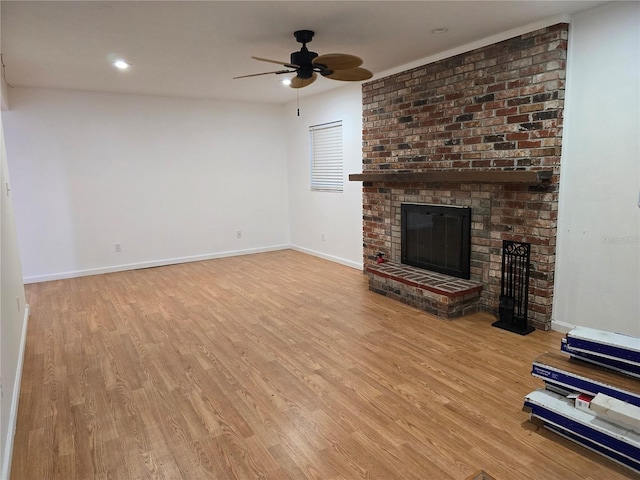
[1,1,606,105]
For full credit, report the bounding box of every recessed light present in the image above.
[432,28,448,34]
[113,60,130,70]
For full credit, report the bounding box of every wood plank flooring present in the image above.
[11,250,637,479]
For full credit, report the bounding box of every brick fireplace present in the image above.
[355,24,568,330]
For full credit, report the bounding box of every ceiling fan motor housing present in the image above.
[291,49,319,78]
[292,30,320,79]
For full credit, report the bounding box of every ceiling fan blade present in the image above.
[252,56,299,69]
[313,53,362,71]
[324,67,373,82]
[290,73,317,89]
[233,69,293,79]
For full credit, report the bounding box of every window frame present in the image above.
[309,120,343,193]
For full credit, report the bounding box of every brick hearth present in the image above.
[366,262,483,319]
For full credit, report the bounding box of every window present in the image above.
[309,121,343,192]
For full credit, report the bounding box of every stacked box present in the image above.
[531,352,640,407]
[561,328,640,379]
[523,328,640,474]
[524,389,640,472]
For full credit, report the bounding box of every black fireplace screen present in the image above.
[401,203,471,279]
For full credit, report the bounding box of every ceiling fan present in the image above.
[233,30,373,88]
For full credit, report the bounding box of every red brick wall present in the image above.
[360,24,568,330]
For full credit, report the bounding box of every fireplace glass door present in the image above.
[401,204,471,279]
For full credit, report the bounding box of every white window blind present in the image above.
[310,121,343,192]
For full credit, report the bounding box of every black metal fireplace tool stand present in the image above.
[492,240,535,335]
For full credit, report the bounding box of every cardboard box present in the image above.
[575,393,594,412]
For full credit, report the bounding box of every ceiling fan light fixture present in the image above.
[282,78,292,86]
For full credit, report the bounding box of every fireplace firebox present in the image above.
[401,203,471,279]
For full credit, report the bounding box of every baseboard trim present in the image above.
[290,245,363,270]
[551,319,576,334]
[23,245,290,284]
[2,304,30,480]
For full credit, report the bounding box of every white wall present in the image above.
[285,83,363,269]
[0,116,29,479]
[553,2,640,335]
[3,88,290,282]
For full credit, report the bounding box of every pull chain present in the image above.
[1,54,13,87]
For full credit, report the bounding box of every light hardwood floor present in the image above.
[11,250,637,479]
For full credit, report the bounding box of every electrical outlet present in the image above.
[236,231,242,239]
[321,233,325,242]
[114,243,122,253]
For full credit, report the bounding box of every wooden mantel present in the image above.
[348,170,553,184]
